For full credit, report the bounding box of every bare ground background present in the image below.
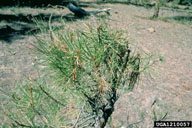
[0,2,192,127]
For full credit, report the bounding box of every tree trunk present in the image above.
[153,0,160,18]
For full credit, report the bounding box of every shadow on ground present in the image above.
[0,13,59,42]
[0,25,31,42]
[168,15,192,22]
[0,0,68,7]
[0,1,111,43]
[0,12,87,43]
[160,15,192,25]
[136,15,192,26]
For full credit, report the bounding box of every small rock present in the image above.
[147,27,155,33]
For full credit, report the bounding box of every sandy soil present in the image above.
[106,4,192,128]
[0,2,192,127]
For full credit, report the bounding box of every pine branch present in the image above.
[13,120,31,128]
[73,102,86,128]
[39,84,66,107]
